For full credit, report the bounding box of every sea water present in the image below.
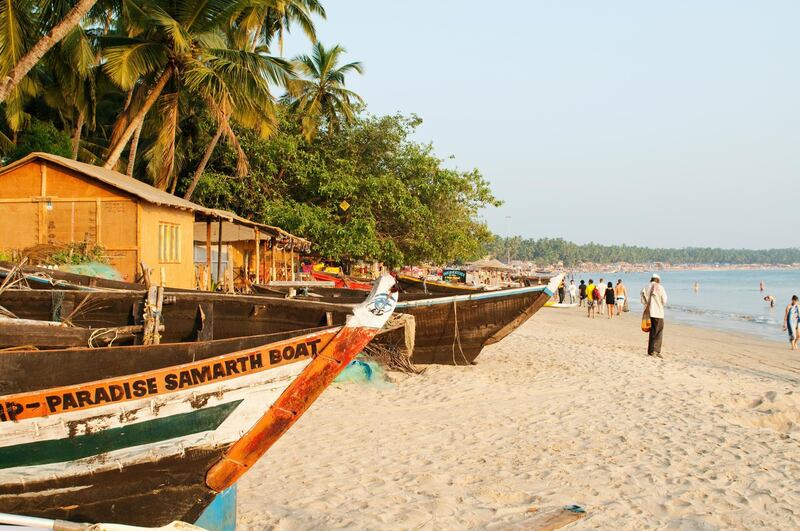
[571,269,800,343]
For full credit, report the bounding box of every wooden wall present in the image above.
[138,203,195,289]
[0,160,140,281]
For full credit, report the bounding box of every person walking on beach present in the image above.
[783,296,799,350]
[578,280,586,307]
[558,278,566,304]
[568,280,578,304]
[615,279,628,315]
[597,278,605,312]
[641,274,668,357]
[586,279,596,318]
[604,281,615,318]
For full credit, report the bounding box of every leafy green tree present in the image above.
[6,118,72,161]
[192,111,500,266]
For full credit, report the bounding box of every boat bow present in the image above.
[205,274,398,491]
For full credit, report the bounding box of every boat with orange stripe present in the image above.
[0,275,397,527]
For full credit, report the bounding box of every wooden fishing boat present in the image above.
[0,287,356,348]
[0,276,397,526]
[396,273,485,294]
[310,270,373,290]
[387,275,562,364]
[263,276,563,365]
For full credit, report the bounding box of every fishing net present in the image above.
[59,262,124,280]
[334,356,390,387]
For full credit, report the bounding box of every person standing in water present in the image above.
[783,296,799,350]
[760,280,765,292]
[615,279,628,315]
[604,281,615,318]
[641,274,668,357]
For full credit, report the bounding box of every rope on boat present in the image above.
[452,300,469,366]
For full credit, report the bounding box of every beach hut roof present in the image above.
[469,258,516,271]
[0,152,310,247]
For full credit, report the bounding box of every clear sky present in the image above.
[283,1,800,249]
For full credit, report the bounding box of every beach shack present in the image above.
[0,152,309,290]
[193,214,310,290]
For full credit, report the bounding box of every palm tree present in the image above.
[0,0,98,104]
[183,0,325,200]
[101,0,292,191]
[286,42,363,141]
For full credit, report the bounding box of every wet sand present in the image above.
[238,308,800,529]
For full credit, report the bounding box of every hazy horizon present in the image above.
[283,1,800,249]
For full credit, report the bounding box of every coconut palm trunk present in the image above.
[104,65,173,170]
[0,0,98,103]
[184,124,223,200]
[126,121,143,175]
[71,110,84,159]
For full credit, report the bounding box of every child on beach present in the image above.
[578,280,586,307]
[783,296,799,350]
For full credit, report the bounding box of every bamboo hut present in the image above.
[0,152,309,290]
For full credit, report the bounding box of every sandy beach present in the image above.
[238,308,800,530]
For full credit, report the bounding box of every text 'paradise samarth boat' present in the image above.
[0,276,398,527]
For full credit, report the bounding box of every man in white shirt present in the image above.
[641,273,668,357]
[568,280,578,304]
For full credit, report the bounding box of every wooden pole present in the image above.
[290,241,295,281]
[270,237,275,282]
[205,220,212,290]
[216,219,223,287]
[255,228,261,285]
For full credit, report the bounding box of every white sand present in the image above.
[238,309,800,530]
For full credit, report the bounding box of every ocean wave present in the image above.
[666,304,780,327]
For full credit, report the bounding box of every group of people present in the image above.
[559,274,668,358]
[575,278,629,319]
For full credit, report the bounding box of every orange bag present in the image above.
[641,316,651,332]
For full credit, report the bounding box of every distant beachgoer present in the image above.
[764,295,776,308]
[578,280,587,307]
[615,279,628,315]
[605,281,615,318]
[568,280,578,304]
[693,281,700,293]
[586,279,596,318]
[783,296,799,350]
[760,280,765,292]
[558,278,565,303]
[597,278,605,311]
[641,273,668,357]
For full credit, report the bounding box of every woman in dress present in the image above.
[783,295,799,350]
[605,281,616,319]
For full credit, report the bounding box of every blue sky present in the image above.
[283,1,800,248]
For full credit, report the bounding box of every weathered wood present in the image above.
[196,303,214,341]
[496,506,586,531]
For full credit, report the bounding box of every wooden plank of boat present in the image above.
[0,288,358,347]
[380,274,563,365]
[396,273,485,294]
[0,275,398,527]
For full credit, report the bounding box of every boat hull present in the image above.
[389,284,556,365]
[0,276,399,526]
[396,274,484,295]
